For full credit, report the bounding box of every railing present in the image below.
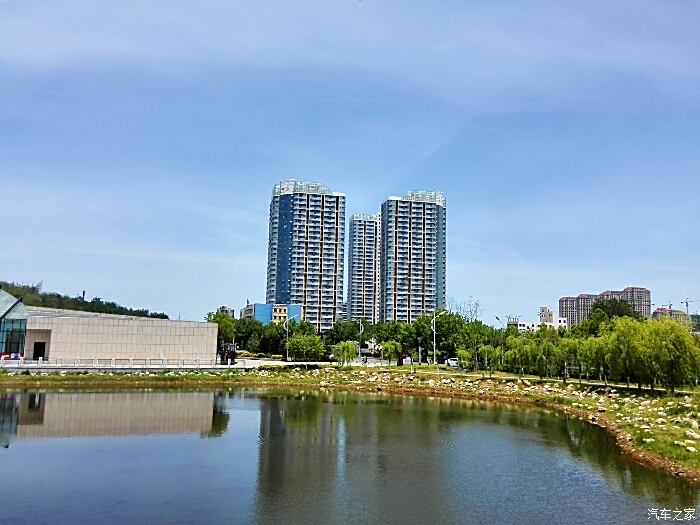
[0,356,249,370]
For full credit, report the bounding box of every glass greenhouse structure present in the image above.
[0,290,27,359]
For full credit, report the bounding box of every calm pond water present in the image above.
[0,389,698,525]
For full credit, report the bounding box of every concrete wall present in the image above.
[26,307,217,362]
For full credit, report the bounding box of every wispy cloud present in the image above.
[2,2,698,105]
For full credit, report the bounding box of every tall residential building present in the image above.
[347,214,381,323]
[265,180,346,333]
[379,191,446,323]
[558,286,651,326]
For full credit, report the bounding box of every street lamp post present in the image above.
[432,310,447,373]
[284,314,300,362]
[358,319,364,361]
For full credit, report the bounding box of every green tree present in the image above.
[456,348,472,369]
[381,340,402,365]
[605,317,643,388]
[205,311,237,361]
[324,321,359,347]
[481,344,496,377]
[1,280,169,318]
[642,318,700,392]
[573,309,610,337]
[335,341,358,366]
[590,298,643,321]
[260,322,285,355]
[286,334,325,362]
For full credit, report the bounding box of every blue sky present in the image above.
[2,1,699,322]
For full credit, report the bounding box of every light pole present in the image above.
[432,310,447,372]
[284,314,300,362]
[358,319,364,361]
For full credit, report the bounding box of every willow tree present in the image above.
[335,341,358,367]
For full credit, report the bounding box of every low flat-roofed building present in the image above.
[506,307,567,333]
[23,306,217,362]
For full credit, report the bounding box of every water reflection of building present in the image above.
[0,393,18,448]
[255,393,342,524]
[1,392,217,442]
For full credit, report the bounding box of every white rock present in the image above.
[686,447,697,453]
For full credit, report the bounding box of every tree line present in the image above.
[206,298,700,391]
[0,281,169,319]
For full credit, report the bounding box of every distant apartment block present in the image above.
[347,214,381,323]
[379,191,446,323]
[265,180,345,333]
[507,307,568,333]
[239,303,302,325]
[216,305,235,317]
[559,286,651,326]
[652,307,691,326]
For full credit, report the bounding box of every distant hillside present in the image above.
[0,281,169,319]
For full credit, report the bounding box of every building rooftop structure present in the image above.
[25,306,198,323]
[272,179,345,198]
[384,190,446,207]
[0,290,28,321]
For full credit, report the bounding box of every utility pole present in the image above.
[283,314,299,362]
[432,310,446,373]
[358,319,364,360]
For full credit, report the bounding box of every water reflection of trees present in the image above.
[409,396,699,509]
[250,389,698,515]
[204,393,230,438]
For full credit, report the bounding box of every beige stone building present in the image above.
[23,307,217,363]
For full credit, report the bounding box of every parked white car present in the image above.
[445,358,459,368]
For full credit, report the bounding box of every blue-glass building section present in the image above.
[287,304,302,322]
[254,304,274,324]
[274,194,294,304]
[436,204,447,308]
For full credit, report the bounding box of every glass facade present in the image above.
[266,180,346,333]
[0,319,26,358]
[0,290,28,359]
[379,191,446,323]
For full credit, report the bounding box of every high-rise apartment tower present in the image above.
[266,180,346,332]
[379,191,446,323]
[347,214,381,323]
